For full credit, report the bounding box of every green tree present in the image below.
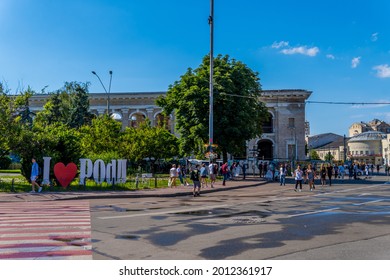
[80,114,122,157]
[120,121,179,172]
[0,85,33,158]
[324,152,334,161]
[35,82,92,128]
[157,54,268,161]
[309,150,320,160]
[12,123,83,180]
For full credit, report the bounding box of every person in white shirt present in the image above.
[168,164,178,187]
[209,162,216,188]
[294,165,303,192]
[279,163,286,186]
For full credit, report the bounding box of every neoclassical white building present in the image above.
[29,89,312,162]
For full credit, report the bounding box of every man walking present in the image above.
[190,165,201,197]
[30,157,42,193]
[221,162,229,186]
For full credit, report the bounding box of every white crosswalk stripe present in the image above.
[0,200,92,260]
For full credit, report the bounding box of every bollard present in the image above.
[135,173,139,189]
[11,178,15,192]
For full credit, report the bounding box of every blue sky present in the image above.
[1,0,390,136]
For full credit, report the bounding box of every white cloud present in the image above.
[373,64,390,78]
[326,54,335,60]
[271,41,289,49]
[351,57,361,68]
[371,32,379,42]
[280,46,320,57]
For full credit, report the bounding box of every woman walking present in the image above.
[307,164,316,191]
[327,163,333,186]
[320,164,327,187]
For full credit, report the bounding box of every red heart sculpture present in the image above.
[54,162,78,188]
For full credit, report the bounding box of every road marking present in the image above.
[0,201,92,260]
[353,199,384,206]
[98,204,229,220]
[287,207,340,218]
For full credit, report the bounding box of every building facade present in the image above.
[29,89,312,162]
[348,131,385,165]
[349,119,390,137]
[247,89,312,162]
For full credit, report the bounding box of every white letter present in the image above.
[93,159,106,184]
[117,159,127,183]
[79,159,93,185]
[42,157,51,185]
[106,160,117,184]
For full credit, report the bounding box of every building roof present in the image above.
[348,131,386,142]
[307,133,344,149]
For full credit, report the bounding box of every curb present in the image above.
[0,180,268,202]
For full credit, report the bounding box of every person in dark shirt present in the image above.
[190,165,201,197]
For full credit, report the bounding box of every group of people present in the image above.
[168,162,219,197]
[287,162,383,192]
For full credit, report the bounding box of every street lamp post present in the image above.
[92,70,112,115]
[208,0,214,162]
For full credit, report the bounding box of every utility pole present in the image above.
[208,0,214,162]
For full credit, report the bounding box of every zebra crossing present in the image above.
[0,200,92,260]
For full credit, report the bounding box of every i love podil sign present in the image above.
[41,157,127,188]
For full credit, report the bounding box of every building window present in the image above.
[360,151,363,155]
[262,112,273,133]
[365,151,369,155]
[288,118,295,128]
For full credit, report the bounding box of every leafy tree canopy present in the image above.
[157,54,268,160]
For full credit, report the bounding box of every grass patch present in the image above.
[0,170,21,174]
[0,174,173,193]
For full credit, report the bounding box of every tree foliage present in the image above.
[324,152,334,161]
[80,114,122,156]
[157,54,268,160]
[35,82,92,128]
[120,121,179,167]
[309,150,320,160]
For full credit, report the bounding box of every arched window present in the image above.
[130,113,146,128]
[155,113,171,131]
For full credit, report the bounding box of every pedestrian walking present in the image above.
[200,163,209,188]
[242,162,247,180]
[307,164,316,191]
[190,165,201,197]
[294,165,303,192]
[327,163,333,186]
[338,164,345,181]
[221,162,229,186]
[263,162,268,179]
[208,162,216,188]
[320,164,327,186]
[168,164,178,187]
[258,162,263,177]
[279,163,286,186]
[30,157,42,193]
[177,164,184,186]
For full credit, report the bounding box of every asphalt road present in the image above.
[90,176,390,260]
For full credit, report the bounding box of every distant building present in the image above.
[307,133,347,161]
[348,131,386,165]
[382,134,390,166]
[349,119,390,137]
